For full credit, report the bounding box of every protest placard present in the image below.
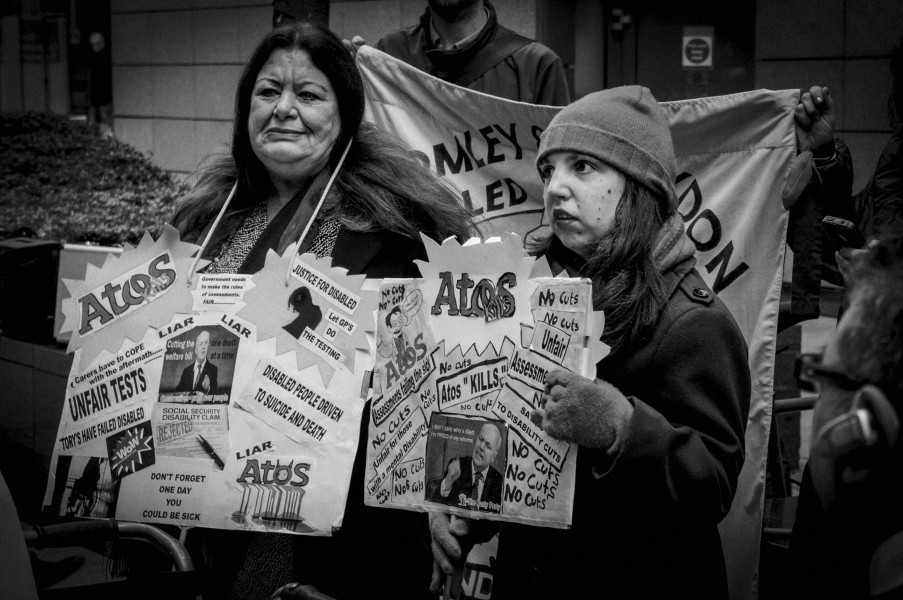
[46,233,373,534]
[364,235,603,528]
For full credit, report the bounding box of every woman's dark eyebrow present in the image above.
[254,75,280,87]
[294,80,329,92]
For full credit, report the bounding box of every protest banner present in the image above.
[357,45,796,600]
[46,231,373,534]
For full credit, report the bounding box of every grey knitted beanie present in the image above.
[536,86,678,215]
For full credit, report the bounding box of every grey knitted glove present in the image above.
[428,512,474,596]
[530,369,634,451]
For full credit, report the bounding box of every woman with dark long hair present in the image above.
[172,22,473,277]
[173,21,474,600]
[429,86,751,599]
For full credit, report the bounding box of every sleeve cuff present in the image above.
[812,141,837,162]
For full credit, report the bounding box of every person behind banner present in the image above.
[787,39,903,322]
[432,422,503,512]
[428,86,751,598]
[175,330,218,396]
[170,20,475,600]
[374,0,570,105]
[796,39,903,245]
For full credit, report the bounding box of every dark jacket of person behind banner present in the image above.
[788,45,903,319]
[375,0,570,106]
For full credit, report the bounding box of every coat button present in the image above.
[692,288,709,299]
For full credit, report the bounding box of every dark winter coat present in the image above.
[853,128,903,238]
[788,130,903,322]
[493,241,750,599]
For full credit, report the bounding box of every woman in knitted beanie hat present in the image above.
[494,86,750,598]
[529,84,683,351]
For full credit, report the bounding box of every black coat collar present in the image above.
[330,228,385,276]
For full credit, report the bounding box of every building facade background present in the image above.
[2,0,899,192]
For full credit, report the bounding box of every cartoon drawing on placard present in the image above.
[425,413,506,514]
[374,283,436,396]
[378,305,410,360]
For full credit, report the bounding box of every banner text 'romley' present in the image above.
[431,123,543,218]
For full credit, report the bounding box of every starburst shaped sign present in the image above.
[107,422,155,478]
[237,245,378,385]
[415,233,537,356]
[60,226,204,370]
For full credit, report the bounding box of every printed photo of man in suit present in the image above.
[435,422,503,512]
[176,330,218,396]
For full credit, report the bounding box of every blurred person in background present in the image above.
[87,32,113,137]
[790,228,903,599]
